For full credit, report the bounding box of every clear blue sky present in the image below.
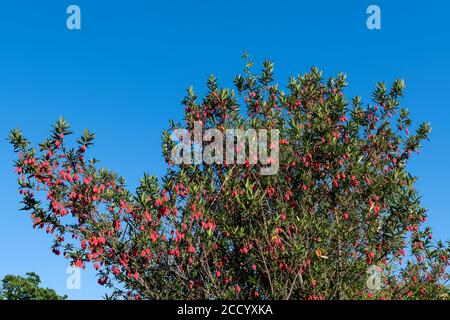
[0,0,448,299]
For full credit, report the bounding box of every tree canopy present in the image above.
[9,59,449,300]
[0,272,67,300]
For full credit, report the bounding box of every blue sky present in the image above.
[0,0,449,299]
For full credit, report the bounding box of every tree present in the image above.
[9,58,449,300]
[0,272,67,300]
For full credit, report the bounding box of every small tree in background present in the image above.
[9,58,449,300]
[0,272,67,300]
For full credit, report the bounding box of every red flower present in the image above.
[373,205,380,215]
[75,260,83,268]
[114,219,121,231]
[144,210,151,223]
[83,176,92,185]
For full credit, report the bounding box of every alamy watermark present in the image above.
[366,265,383,291]
[66,5,81,30]
[367,5,381,30]
[170,121,280,176]
[66,266,81,290]
[64,5,380,31]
